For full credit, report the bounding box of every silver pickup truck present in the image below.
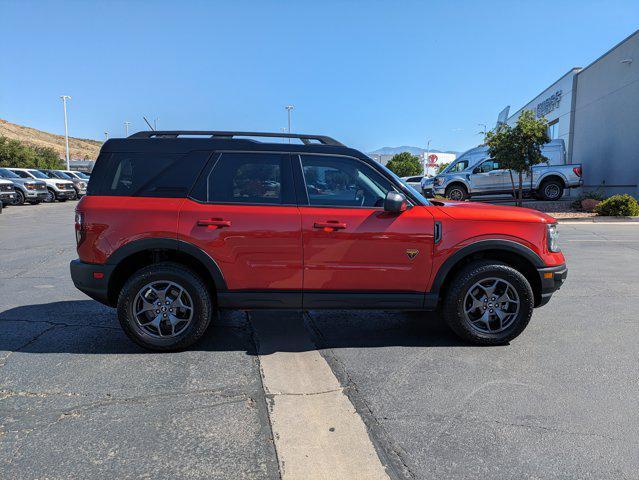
[429,140,583,201]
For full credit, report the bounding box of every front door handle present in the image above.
[313,221,347,231]
[197,218,232,228]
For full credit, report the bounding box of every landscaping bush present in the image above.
[570,189,604,210]
[593,194,639,217]
[581,198,601,212]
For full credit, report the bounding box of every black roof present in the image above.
[101,130,366,158]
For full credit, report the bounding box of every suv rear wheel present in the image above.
[442,260,534,345]
[117,262,214,351]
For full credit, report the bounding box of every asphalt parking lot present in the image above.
[1,201,638,479]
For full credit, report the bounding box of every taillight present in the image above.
[75,210,85,246]
[573,166,582,177]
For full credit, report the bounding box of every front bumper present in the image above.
[55,190,75,199]
[536,264,568,307]
[70,259,115,306]
[0,191,16,204]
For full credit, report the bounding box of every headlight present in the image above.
[25,183,36,190]
[79,182,87,188]
[547,224,560,252]
[434,177,444,186]
[56,183,66,189]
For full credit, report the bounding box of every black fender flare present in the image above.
[430,239,544,294]
[106,237,227,291]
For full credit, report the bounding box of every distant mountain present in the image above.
[0,118,102,160]
[369,146,459,156]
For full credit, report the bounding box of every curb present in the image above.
[556,216,639,223]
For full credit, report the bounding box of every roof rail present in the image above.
[127,130,345,146]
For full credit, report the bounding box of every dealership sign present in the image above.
[536,90,562,117]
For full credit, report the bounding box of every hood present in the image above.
[431,200,556,224]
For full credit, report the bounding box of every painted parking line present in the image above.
[250,311,389,480]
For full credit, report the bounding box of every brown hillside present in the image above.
[0,118,102,161]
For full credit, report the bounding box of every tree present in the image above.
[437,162,450,174]
[386,151,422,177]
[484,110,550,206]
[0,136,63,169]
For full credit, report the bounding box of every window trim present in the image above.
[189,150,297,207]
[295,153,414,210]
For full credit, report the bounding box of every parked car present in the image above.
[401,175,424,189]
[41,169,87,198]
[432,140,583,201]
[0,178,17,206]
[9,168,76,202]
[63,170,91,182]
[0,167,48,205]
[70,130,567,351]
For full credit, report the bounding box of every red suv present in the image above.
[71,131,567,351]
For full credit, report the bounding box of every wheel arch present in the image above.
[105,238,226,306]
[431,240,544,307]
[538,173,567,188]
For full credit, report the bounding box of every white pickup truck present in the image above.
[428,139,583,201]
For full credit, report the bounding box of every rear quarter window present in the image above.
[88,151,210,197]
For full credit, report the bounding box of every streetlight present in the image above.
[425,139,431,176]
[154,117,159,130]
[60,95,71,170]
[104,132,109,141]
[285,105,294,143]
[124,121,131,137]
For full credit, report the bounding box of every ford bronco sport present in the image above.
[70,131,567,351]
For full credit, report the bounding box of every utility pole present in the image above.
[124,121,131,137]
[285,105,294,143]
[60,95,71,170]
[425,139,431,176]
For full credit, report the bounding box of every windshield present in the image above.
[52,171,72,179]
[375,160,430,205]
[441,159,469,174]
[0,168,20,179]
[27,170,49,179]
[70,171,90,179]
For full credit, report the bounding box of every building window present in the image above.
[548,121,559,140]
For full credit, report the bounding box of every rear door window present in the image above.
[198,152,294,205]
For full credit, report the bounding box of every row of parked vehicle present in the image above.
[0,167,90,210]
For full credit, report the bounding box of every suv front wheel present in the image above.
[117,262,214,351]
[442,260,534,345]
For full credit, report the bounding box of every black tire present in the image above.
[442,260,534,345]
[45,188,56,203]
[445,184,468,201]
[117,262,215,352]
[14,190,25,206]
[28,200,41,205]
[538,178,564,201]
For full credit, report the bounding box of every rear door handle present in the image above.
[197,219,232,228]
[313,221,347,230]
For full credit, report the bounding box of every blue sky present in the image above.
[1,0,638,153]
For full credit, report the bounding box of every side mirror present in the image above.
[384,191,407,213]
[473,167,481,174]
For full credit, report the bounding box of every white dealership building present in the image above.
[499,29,639,197]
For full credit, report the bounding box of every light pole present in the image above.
[425,139,431,176]
[154,117,159,130]
[124,121,131,137]
[104,132,109,141]
[60,95,71,170]
[285,105,294,143]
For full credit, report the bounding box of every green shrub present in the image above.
[594,194,639,217]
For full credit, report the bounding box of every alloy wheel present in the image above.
[544,183,561,200]
[449,188,465,201]
[463,277,520,334]
[133,281,194,338]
